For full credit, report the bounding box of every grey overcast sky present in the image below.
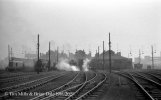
[0,0,161,60]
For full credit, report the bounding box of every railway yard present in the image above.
[0,70,161,100]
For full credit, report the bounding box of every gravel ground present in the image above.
[99,73,136,100]
[1,71,138,100]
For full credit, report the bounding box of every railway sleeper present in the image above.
[77,82,104,99]
[0,73,61,92]
[0,74,64,99]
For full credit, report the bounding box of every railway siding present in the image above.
[117,71,161,100]
[0,71,69,100]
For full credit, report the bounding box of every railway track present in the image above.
[54,72,98,100]
[131,72,161,99]
[29,71,89,100]
[0,72,36,79]
[0,71,54,83]
[118,71,161,100]
[0,71,69,100]
[0,71,59,88]
[0,74,34,83]
[70,72,107,100]
[30,72,108,100]
[138,72,161,84]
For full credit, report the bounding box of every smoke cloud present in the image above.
[82,58,90,71]
[0,58,8,69]
[56,59,80,71]
[56,58,91,71]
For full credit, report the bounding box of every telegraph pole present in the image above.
[103,41,105,70]
[109,32,112,73]
[95,49,98,60]
[96,50,97,58]
[151,45,154,69]
[95,49,97,70]
[37,34,40,61]
[128,46,132,58]
[8,45,10,67]
[139,49,141,64]
[48,42,51,71]
[57,46,59,63]
[98,46,99,58]
[8,45,10,62]
[97,46,100,70]
[36,34,40,74]
[11,47,13,61]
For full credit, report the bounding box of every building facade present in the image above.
[134,56,161,69]
[89,50,133,71]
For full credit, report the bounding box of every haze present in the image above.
[0,0,161,60]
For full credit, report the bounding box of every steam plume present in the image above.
[82,58,90,71]
[56,59,80,71]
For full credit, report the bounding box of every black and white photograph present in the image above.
[0,0,161,100]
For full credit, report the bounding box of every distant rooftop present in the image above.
[98,50,130,60]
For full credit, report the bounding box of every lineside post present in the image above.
[109,32,111,73]
[103,41,105,71]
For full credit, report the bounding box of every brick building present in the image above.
[90,50,133,71]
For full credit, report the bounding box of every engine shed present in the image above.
[89,50,133,71]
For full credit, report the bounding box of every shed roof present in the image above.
[98,50,130,60]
